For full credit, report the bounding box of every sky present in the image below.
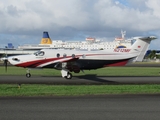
[0,0,160,49]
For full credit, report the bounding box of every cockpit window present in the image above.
[39,51,45,56]
[34,51,39,56]
[34,51,45,56]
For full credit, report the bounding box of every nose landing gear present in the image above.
[26,73,31,78]
[26,69,31,78]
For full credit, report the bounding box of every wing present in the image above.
[53,57,80,72]
[59,57,79,62]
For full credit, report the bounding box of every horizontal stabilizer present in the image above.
[139,36,157,41]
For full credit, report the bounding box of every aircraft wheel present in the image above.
[66,72,72,79]
[26,73,31,78]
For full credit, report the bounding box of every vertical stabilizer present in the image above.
[40,31,52,44]
[131,36,157,62]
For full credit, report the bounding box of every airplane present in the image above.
[1,36,157,79]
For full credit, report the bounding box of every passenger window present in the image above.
[57,53,60,58]
[82,54,86,58]
[72,54,75,58]
[63,53,67,58]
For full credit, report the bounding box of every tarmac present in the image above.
[0,75,160,85]
[0,95,160,120]
[0,63,160,120]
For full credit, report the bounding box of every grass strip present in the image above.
[1,66,160,76]
[0,84,160,96]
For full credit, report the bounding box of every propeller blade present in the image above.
[5,54,8,72]
[4,59,8,72]
[1,54,8,72]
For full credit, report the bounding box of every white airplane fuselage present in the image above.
[8,48,137,69]
[6,36,157,79]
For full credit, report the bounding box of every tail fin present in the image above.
[131,36,157,62]
[40,31,52,44]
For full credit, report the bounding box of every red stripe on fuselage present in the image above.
[104,59,129,67]
[15,58,57,67]
[15,56,79,68]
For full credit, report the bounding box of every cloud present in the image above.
[0,0,160,49]
[0,0,157,31]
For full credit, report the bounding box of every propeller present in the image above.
[0,54,8,72]
[4,59,8,72]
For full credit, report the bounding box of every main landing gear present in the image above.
[61,69,72,79]
[65,72,72,79]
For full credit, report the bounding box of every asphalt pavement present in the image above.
[0,63,160,120]
[0,75,160,85]
[0,95,160,120]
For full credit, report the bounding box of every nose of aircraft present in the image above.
[0,57,9,72]
[0,57,8,61]
[8,56,20,65]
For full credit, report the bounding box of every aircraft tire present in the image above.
[26,73,31,78]
[66,72,72,79]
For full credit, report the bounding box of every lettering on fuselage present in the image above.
[114,49,131,52]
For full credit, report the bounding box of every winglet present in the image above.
[40,31,52,44]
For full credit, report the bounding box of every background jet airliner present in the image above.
[2,36,157,79]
